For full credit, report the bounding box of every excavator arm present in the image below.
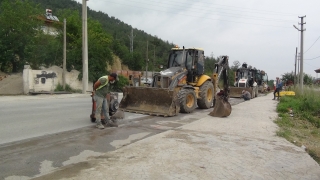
[209,56,232,117]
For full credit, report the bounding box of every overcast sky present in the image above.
[75,0,320,80]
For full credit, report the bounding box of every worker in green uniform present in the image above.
[93,73,118,129]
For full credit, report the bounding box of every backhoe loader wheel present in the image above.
[178,89,197,113]
[197,81,214,109]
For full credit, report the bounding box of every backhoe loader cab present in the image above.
[167,47,204,82]
[253,70,269,93]
[151,47,204,89]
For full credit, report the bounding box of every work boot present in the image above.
[96,122,105,129]
[106,121,118,127]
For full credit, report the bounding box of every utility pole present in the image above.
[128,28,136,54]
[153,45,155,77]
[146,40,148,81]
[63,18,67,89]
[82,0,89,93]
[294,47,297,87]
[293,15,306,91]
[297,53,300,85]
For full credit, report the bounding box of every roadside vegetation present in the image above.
[275,86,320,164]
[54,83,81,93]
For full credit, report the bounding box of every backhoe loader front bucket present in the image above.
[229,87,253,98]
[119,87,180,117]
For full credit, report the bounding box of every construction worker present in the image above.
[93,73,118,129]
[273,77,281,100]
[241,90,251,101]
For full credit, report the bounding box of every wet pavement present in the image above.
[1,94,245,180]
[28,93,320,179]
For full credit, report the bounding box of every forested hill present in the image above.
[30,0,174,70]
[0,0,174,81]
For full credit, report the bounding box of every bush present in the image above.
[109,75,129,92]
[55,83,64,91]
[54,83,81,93]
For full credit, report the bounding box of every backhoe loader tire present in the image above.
[178,89,197,113]
[197,81,214,109]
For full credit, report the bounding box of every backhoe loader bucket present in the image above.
[229,87,253,98]
[209,96,232,117]
[119,87,180,117]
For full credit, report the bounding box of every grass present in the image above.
[54,83,81,93]
[274,86,320,164]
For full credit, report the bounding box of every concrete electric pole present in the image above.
[82,0,89,93]
[153,45,155,77]
[128,28,136,54]
[63,18,67,89]
[293,15,306,91]
[294,47,297,87]
[146,40,148,81]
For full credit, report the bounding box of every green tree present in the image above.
[0,0,42,72]
[87,19,113,81]
[109,75,129,92]
[303,74,314,85]
[58,9,113,81]
[204,56,217,75]
[282,71,314,85]
[281,71,295,84]
[27,33,62,69]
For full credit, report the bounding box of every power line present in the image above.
[304,35,320,54]
[305,55,320,60]
[122,0,296,22]
[104,0,293,28]
[178,0,297,16]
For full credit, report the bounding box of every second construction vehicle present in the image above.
[230,62,269,98]
[229,62,255,98]
[119,46,231,117]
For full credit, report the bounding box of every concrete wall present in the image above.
[23,65,92,94]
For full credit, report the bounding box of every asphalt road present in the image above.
[0,93,246,180]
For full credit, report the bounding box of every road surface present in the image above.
[0,93,245,179]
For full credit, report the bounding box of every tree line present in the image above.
[0,0,174,82]
[0,0,313,86]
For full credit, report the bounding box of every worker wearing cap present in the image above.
[93,73,119,129]
[273,77,281,100]
[241,90,251,101]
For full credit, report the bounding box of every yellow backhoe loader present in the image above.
[119,46,231,117]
